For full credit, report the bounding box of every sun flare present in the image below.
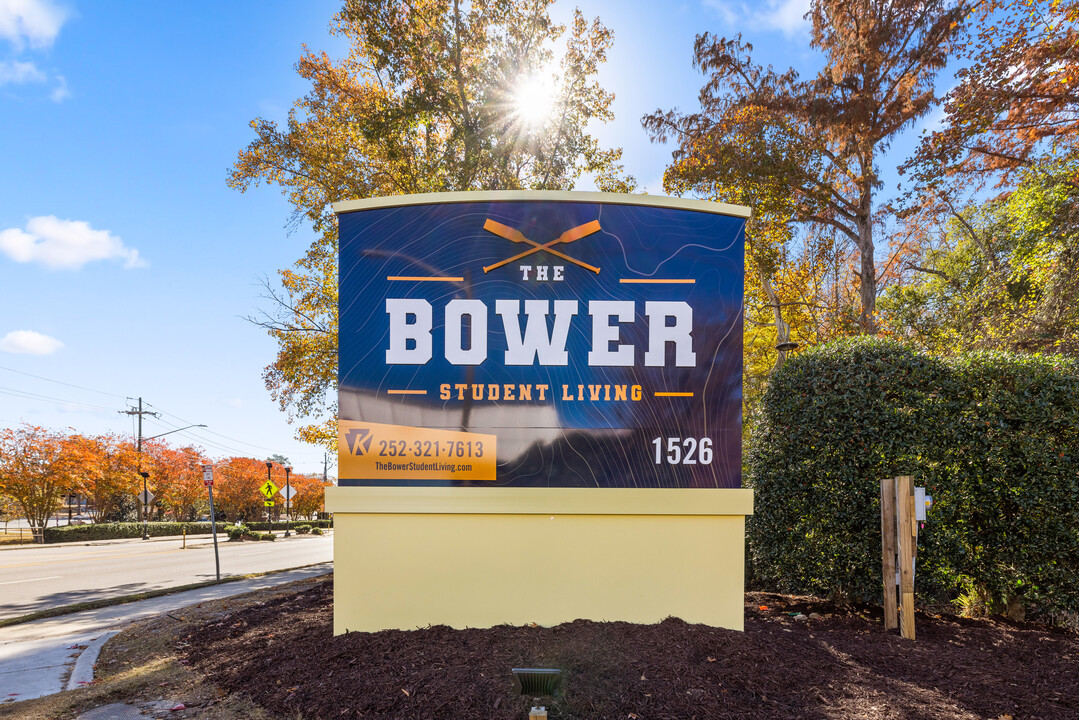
[511,73,557,127]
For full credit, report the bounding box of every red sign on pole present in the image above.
[202,463,214,488]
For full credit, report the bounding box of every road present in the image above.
[0,533,333,620]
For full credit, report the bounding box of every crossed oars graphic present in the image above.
[482,219,602,274]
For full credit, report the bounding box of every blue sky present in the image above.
[0,0,941,475]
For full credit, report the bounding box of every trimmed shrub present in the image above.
[747,337,1079,618]
[43,518,332,543]
[747,337,950,602]
[311,527,323,535]
[240,520,332,531]
[260,532,276,541]
[295,524,312,534]
[44,522,221,543]
[938,352,1079,616]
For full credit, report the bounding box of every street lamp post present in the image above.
[139,470,151,540]
[284,466,292,537]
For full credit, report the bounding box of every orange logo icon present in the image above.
[482,219,602,274]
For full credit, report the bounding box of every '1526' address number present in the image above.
[652,437,713,465]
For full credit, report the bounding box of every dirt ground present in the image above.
[182,577,1077,720]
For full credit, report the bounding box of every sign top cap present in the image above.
[332,190,751,219]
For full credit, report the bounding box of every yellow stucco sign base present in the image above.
[326,487,754,634]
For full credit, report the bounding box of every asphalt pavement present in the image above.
[0,532,333,620]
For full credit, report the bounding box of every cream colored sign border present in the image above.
[326,486,754,516]
[332,190,751,219]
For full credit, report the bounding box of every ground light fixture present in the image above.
[511,668,561,719]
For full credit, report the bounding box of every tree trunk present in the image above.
[855,214,877,334]
[759,267,792,372]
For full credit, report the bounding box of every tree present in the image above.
[213,457,271,522]
[881,156,1079,354]
[644,0,968,334]
[0,425,75,540]
[148,443,208,522]
[231,0,635,448]
[659,105,852,428]
[289,473,328,519]
[909,0,1079,189]
[68,434,139,523]
[0,486,23,536]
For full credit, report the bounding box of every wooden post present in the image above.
[880,477,898,631]
[896,474,916,640]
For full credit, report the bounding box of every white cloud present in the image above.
[0,329,63,355]
[703,0,811,37]
[918,103,947,135]
[0,57,43,84]
[49,72,67,101]
[761,0,811,36]
[0,0,68,50]
[0,216,147,270]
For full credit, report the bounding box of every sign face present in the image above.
[259,480,279,499]
[337,193,746,488]
[280,485,297,500]
[138,490,154,505]
[202,464,214,487]
[264,500,275,507]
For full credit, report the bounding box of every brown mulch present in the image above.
[184,578,1078,720]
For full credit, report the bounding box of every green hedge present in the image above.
[747,337,1079,618]
[44,522,218,543]
[43,518,332,543]
[240,520,332,531]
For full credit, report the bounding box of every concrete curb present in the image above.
[0,533,225,551]
[0,529,332,551]
[67,631,119,691]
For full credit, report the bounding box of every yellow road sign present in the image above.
[259,480,279,499]
[263,500,275,507]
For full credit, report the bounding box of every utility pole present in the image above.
[120,398,205,540]
[120,397,158,540]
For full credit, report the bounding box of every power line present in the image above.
[142,417,247,457]
[143,414,325,465]
[0,375,328,466]
[0,364,127,399]
[0,385,119,412]
[144,402,327,458]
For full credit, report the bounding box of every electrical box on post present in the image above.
[914,486,932,522]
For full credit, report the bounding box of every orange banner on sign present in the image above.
[338,421,497,482]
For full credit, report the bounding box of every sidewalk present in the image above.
[0,562,332,704]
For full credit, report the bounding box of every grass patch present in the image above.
[0,563,329,629]
[0,577,324,720]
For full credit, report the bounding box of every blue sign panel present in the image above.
[337,193,746,488]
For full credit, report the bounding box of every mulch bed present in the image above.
[184,577,1077,719]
